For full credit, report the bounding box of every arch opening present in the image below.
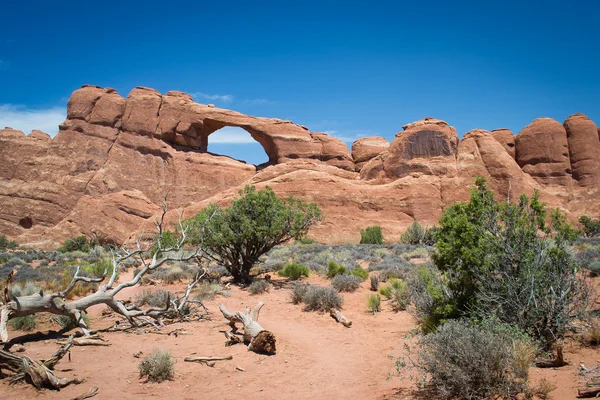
[207,126,271,167]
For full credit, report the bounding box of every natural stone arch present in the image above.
[199,118,278,165]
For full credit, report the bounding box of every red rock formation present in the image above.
[1,85,598,248]
[515,118,574,186]
[564,113,600,187]
[490,128,515,158]
[351,137,389,172]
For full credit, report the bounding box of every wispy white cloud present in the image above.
[191,92,235,103]
[0,104,65,136]
[208,126,256,144]
[242,98,274,105]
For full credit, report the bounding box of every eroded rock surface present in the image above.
[1,86,598,248]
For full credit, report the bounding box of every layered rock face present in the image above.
[1,85,599,248]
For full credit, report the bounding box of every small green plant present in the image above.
[579,215,600,237]
[8,315,37,331]
[278,262,309,280]
[389,278,411,311]
[0,234,18,249]
[248,280,271,295]
[55,313,91,330]
[379,285,392,298]
[295,237,315,245]
[139,349,175,382]
[367,294,381,314]
[326,261,346,278]
[360,226,384,244]
[400,221,426,245]
[349,266,368,280]
[57,235,89,253]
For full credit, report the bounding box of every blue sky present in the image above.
[1,1,599,165]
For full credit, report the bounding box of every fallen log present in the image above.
[330,308,352,327]
[184,355,233,367]
[219,302,276,354]
[577,385,600,398]
[535,345,567,368]
[71,387,99,400]
[0,335,82,389]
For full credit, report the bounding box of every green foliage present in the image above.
[81,258,114,279]
[433,178,591,347]
[139,349,175,382]
[185,185,322,283]
[408,264,456,332]
[151,230,179,256]
[389,279,411,311]
[349,266,369,280]
[9,315,37,331]
[278,262,309,280]
[367,294,381,313]
[0,235,17,250]
[580,215,600,237]
[360,225,384,244]
[378,285,392,298]
[295,237,315,245]
[326,261,346,278]
[55,313,90,330]
[57,235,90,253]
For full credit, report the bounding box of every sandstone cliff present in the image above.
[1,85,598,248]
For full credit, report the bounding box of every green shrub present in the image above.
[367,294,381,313]
[278,262,309,280]
[58,236,89,253]
[331,274,362,292]
[326,261,346,278]
[54,313,90,330]
[389,279,411,311]
[139,349,175,382]
[408,264,456,332]
[9,315,37,331]
[398,319,533,400]
[81,258,114,279]
[588,260,600,277]
[295,237,315,245]
[0,235,18,250]
[349,266,368,280]
[248,280,271,295]
[360,226,384,244]
[302,286,343,311]
[400,221,426,245]
[185,185,322,283]
[379,285,392,298]
[580,215,600,238]
[151,230,179,256]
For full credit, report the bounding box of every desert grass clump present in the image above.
[194,281,230,301]
[278,262,309,280]
[139,349,175,382]
[248,279,271,295]
[367,294,381,314]
[389,279,411,311]
[326,261,346,278]
[290,282,310,304]
[349,266,369,280]
[8,315,37,331]
[398,319,531,400]
[331,274,362,292]
[135,288,171,308]
[302,285,343,312]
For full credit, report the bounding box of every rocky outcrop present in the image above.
[515,118,573,186]
[564,113,600,187]
[351,137,389,172]
[1,85,599,248]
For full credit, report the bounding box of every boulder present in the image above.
[351,136,389,171]
[564,113,600,187]
[491,128,515,158]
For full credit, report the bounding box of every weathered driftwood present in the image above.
[577,385,600,398]
[330,308,352,327]
[534,345,567,368]
[0,335,81,389]
[184,355,232,367]
[71,387,99,400]
[57,335,110,347]
[219,301,276,354]
[0,208,210,344]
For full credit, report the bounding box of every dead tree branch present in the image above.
[219,301,276,354]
